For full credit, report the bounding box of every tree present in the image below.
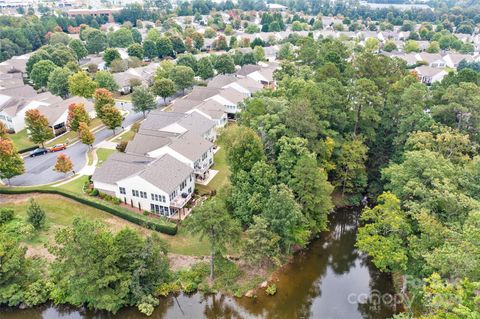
[86,29,107,54]
[192,32,204,51]
[184,198,241,280]
[101,104,123,135]
[170,35,186,54]
[383,41,397,52]
[68,71,98,98]
[143,40,157,60]
[242,216,281,267]
[404,40,420,53]
[26,198,46,230]
[103,48,121,67]
[69,39,88,61]
[253,46,266,61]
[333,138,368,198]
[94,88,115,119]
[95,70,119,92]
[197,57,214,80]
[261,184,309,254]
[156,37,173,58]
[47,67,72,97]
[67,103,90,131]
[221,126,265,175]
[276,136,313,183]
[78,122,95,148]
[170,65,195,94]
[214,54,235,74]
[132,86,156,117]
[426,41,440,53]
[152,78,176,104]
[31,60,57,89]
[54,153,73,175]
[350,78,383,140]
[0,138,24,184]
[357,192,411,272]
[24,109,53,147]
[289,156,334,233]
[176,53,197,73]
[127,43,144,60]
[107,28,134,48]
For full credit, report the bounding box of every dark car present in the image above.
[29,148,48,157]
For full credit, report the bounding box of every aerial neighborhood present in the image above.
[0,0,479,318]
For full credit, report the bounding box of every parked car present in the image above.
[49,144,67,152]
[29,148,48,157]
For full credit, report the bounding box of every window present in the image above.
[151,204,170,216]
[151,194,166,202]
[140,191,147,199]
[188,187,192,194]
[132,189,139,197]
[180,180,187,190]
[119,187,126,195]
[170,190,177,201]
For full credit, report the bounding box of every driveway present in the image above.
[8,102,143,187]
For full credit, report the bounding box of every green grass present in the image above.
[111,129,136,143]
[196,146,230,195]
[160,226,210,256]
[45,118,103,147]
[87,149,94,165]
[60,175,89,195]
[96,148,116,167]
[9,129,36,151]
[3,195,146,247]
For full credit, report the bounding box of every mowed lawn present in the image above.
[196,146,230,195]
[3,194,210,255]
[9,129,36,151]
[96,148,116,166]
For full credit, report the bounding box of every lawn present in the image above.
[196,146,230,195]
[9,129,36,151]
[96,148,116,166]
[45,118,103,147]
[3,194,210,255]
[59,175,89,195]
[111,129,136,143]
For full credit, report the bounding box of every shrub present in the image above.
[0,208,14,224]
[90,188,99,196]
[26,199,46,230]
[131,122,140,132]
[116,141,128,152]
[265,284,277,295]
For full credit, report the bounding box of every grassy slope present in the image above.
[196,146,230,195]
[9,129,35,150]
[96,148,116,167]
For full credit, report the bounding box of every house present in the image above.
[415,53,446,68]
[0,54,29,75]
[112,69,145,94]
[415,66,448,85]
[126,129,215,182]
[187,100,228,129]
[207,87,247,118]
[0,73,24,89]
[443,53,474,68]
[36,96,95,136]
[92,152,195,216]
[0,90,57,133]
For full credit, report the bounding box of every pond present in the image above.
[1,208,398,319]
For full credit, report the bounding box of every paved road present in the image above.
[8,102,143,187]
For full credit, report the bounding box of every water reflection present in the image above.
[1,208,396,319]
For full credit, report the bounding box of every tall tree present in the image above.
[95,71,119,92]
[69,39,88,60]
[94,88,115,119]
[101,104,123,135]
[156,37,173,58]
[54,153,73,176]
[68,71,98,98]
[103,48,121,67]
[67,103,90,132]
[47,67,72,98]
[26,198,46,230]
[31,60,57,89]
[214,54,235,74]
[289,156,334,233]
[170,65,195,94]
[184,198,241,280]
[78,122,95,148]
[132,86,156,118]
[24,109,53,147]
[86,29,107,54]
[242,216,281,267]
[0,138,24,184]
[197,57,214,80]
[151,78,176,105]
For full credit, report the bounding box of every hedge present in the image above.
[18,145,38,154]
[0,187,178,235]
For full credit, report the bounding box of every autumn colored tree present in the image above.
[67,103,90,131]
[93,88,115,119]
[54,153,73,175]
[101,104,123,135]
[24,109,54,147]
[0,138,24,184]
[78,122,95,148]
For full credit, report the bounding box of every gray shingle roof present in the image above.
[195,99,225,120]
[177,112,215,136]
[139,154,193,194]
[170,98,203,113]
[169,131,213,161]
[140,111,185,131]
[207,74,238,88]
[215,87,247,104]
[125,131,174,155]
[92,152,154,185]
[236,64,261,77]
[187,86,220,101]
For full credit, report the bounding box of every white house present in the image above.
[92,152,195,216]
[415,66,448,85]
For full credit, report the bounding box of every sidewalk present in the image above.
[52,149,98,187]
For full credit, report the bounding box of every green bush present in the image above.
[0,208,14,224]
[265,284,277,296]
[0,187,177,235]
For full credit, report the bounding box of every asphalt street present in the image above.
[8,102,143,186]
